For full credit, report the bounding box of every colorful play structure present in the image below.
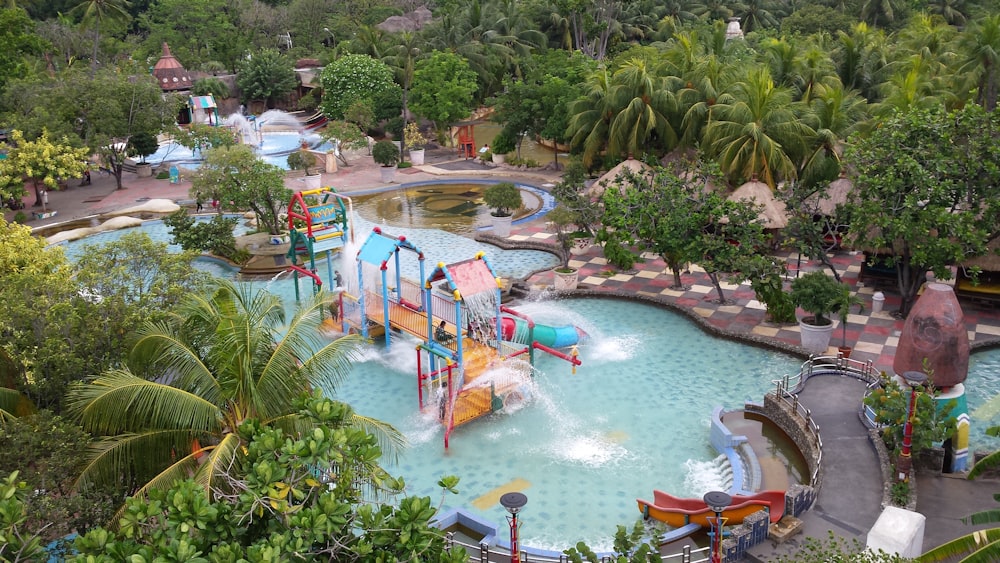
[284,188,353,298]
[281,188,587,447]
[637,489,787,528]
[327,226,585,448]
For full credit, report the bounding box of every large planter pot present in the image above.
[409,148,425,166]
[569,236,594,256]
[303,174,322,190]
[379,166,397,183]
[135,162,152,177]
[492,153,506,165]
[553,268,579,290]
[491,214,513,237]
[324,152,338,173]
[799,317,835,354]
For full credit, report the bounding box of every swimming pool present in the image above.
[331,298,802,551]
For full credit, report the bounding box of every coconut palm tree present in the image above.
[567,66,615,167]
[957,14,1000,112]
[71,0,131,76]
[703,66,815,188]
[606,58,680,160]
[799,82,869,186]
[834,23,890,102]
[68,280,401,499]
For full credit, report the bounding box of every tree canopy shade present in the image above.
[191,145,290,235]
[66,394,467,562]
[237,48,297,109]
[410,51,478,140]
[319,54,398,121]
[0,129,89,206]
[843,105,1000,316]
[0,8,48,98]
[67,280,401,500]
[600,164,715,289]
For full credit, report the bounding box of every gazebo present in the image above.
[585,156,655,198]
[727,177,788,230]
[151,43,193,93]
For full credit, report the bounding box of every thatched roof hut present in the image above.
[586,157,655,198]
[727,178,788,229]
[804,175,853,216]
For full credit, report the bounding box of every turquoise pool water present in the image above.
[332,298,801,551]
[965,350,1000,449]
[57,215,559,281]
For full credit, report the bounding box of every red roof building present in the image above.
[152,43,193,92]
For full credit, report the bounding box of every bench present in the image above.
[955,271,1000,306]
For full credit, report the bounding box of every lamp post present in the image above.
[499,492,527,563]
[703,491,731,563]
[897,370,928,483]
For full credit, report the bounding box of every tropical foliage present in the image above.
[66,394,467,562]
[66,280,399,502]
[191,145,291,235]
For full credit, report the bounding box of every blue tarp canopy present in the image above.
[357,230,423,265]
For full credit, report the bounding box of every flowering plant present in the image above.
[403,122,428,150]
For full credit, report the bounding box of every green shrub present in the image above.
[491,129,517,155]
[372,140,400,167]
[482,182,522,217]
[155,171,169,180]
[13,211,27,224]
[790,271,842,325]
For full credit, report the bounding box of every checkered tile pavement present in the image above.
[507,222,1000,372]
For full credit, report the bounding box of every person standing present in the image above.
[334,270,343,288]
[196,195,204,213]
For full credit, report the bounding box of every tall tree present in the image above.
[844,106,1000,316]
[409,51,478,141]
[237,49,298,109]
[1,129,88,207]
[70,67,178,190]
[319,54,398,121]
[67,281,401,499]
[600,164,716,289]
[69,0,130,75]
[0,8,48,98]
[702,67,815,188]
[957,14,1000,112]
[191,145,290,235]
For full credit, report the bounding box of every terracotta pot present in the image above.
[837,346,852,359]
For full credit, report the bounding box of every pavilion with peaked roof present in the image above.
[152,43,193,92]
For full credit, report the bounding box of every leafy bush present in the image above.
[507,156,540,168]
[404,122,428,150]
[790,271,842,325]
[482,182,522,217]
[287,150,318,175]
[13,211,26,224]
[319,55,398,120]
[163,210,243,263]
[491,129,517,155]
[127,131,159,164]
[372,140,399,167]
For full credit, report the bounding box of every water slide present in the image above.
[637,489,786,528]
[500,316,586,348]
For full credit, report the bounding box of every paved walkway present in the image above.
[8,146,1000,559]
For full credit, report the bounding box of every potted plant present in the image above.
[790,271,843,354]
[404,122,428,166]
[482,181,522,237]
[830,283,865,358]
[548,205,579,290]
[128,131,159,178]
[372,139,400,183]
[287,148,321,189]
[491,130,517,165]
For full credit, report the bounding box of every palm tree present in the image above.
[925,0,967,26]
[68,280,401,499]
[606,58,680,160]
[800,82,869,185]
[703,66,815,188]
[957,14,1000,112]
[834,23,890,102]
[567,66,615,167]
[70,0,131,76]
